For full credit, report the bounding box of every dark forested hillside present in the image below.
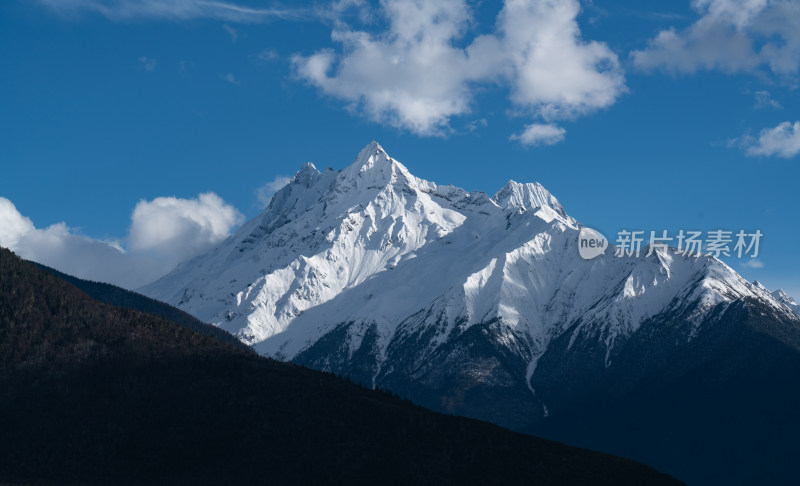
[0,248,680,486]
[34,262,250,351]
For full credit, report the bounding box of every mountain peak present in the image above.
[493,180,566,216]
[361,140,386,156]
[771,288,800,317]
[350,140,393,171]
[292,162,321,186]
[299,161,318,171]
[339,141,417,190]
[773,289,796,305]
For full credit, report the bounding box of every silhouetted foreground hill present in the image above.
[34,262,250,351]
[0,249,681,485]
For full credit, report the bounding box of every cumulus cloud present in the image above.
[0,193,243,290]
[632,0,800,79]
[256,176,291,208]
[0,197,158,289]
[498,0,625,120]
[510,123,566,146]
[293,0,625,137]
[293,0,501,135]
[0,198,36,249]
[39,0,625,142]
[128,192,244,261]
[37,0,307,23]
[737,121,800,158]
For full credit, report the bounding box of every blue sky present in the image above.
[1,0,798,295]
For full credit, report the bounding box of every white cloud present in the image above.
[256,176,291,208]
[632,0,800,79]
[293,0,624,136]
[293,0,499,136]
[741,258,765,268]
[498,0,625,120]
[0,197,157,288]
[37,0,306,23]
[40,0,625,141]
[0,193,243,289]
[128,192,244,260]
[0,198,37,249]
[739,121,800,158]
[510,123,566,146]
[139,56,157,71]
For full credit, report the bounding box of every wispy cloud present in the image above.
[754,90,782,110]
[741,259,765,269]
[222,23,238,42]
[221,73,239,85]
[138,55,157,71]
[465,118,488,133]
[252,48,279,62]
[37,0,309,23]
[256,175,291,208]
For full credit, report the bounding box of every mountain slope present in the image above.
[0,247,680,485]
[141,142,800,484]
[533,294,800,485]
[35,262,250,351]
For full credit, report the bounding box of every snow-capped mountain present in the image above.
[143,141,792,368]
[771,287,800,316]
[142,142,800,485]
[145,144,759,343]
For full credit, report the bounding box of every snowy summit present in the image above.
[142,142,797,400]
